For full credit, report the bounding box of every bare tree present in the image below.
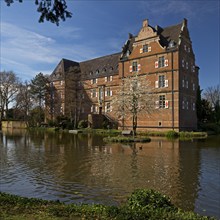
[0,71,20,120]
[14,81,32,122]
[203,85,220,123]
[112,74,156,136]
[203,85,220,108]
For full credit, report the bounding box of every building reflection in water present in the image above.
[1,129,215,217]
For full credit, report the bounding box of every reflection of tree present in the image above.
[1,131,202,210]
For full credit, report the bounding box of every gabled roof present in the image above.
[160,22,182,47]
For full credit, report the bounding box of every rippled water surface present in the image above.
[0,129,220,218]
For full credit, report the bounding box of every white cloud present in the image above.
[0,22,101,80]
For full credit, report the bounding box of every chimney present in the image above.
[183,18,187,27]
[143,19,149,27]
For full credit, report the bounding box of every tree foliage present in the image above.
[4,0,72,25]
[30,72,49,109]
[112,74,155,135]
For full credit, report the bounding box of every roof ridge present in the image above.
[79,52,121,64]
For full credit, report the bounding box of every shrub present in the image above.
[166,130,179,138]
[126,189,174,210]
[78,120,88,129]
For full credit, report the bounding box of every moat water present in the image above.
[0,129,219,218]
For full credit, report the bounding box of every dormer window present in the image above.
[95,70,99,75]
[102,68,106,74]
[126,50,130,57]
[109,67,113,73]
[169,40,175,48]
[90,71,93,76]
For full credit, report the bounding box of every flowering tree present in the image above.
[112,74,156,136]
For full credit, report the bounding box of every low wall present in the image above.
[2,121,27,129]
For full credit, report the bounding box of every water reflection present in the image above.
[0,129,219,218]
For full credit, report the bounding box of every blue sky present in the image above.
[0,0,219,90]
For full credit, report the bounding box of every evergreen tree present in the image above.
[30,72,48,108]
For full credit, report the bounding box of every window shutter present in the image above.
[155,61,158,68]
[155,101,159,109]
[148,46,151,52]
[96,78,98,83]
[95,106,98,112]
[110,105,113,112]
[91,106,93,112]
[110,91,113,96]
[110,76,113,81]
[165,59,168,67]
[96,92,98,98]
[105,77,107,82]
[91,79,93,84]
[155,81,159,88]
[105,105,107,112]
[165,100,169,109]
[140,48,143,53]
[165,80,168,88]
[182,79,185,87]
[105,91,107,96]
[138,64,141,71]
[129,65,132,72]
[90,92,92,98]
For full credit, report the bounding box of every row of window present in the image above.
[91,88,113,98]
[91,76,113,84]
[155,95,196,111]
[89,66,116,76]
[182,59,195,72]
[130,56,169,72]
[91,103,112,113]
[182,100,195,111]
[182,79,196,90]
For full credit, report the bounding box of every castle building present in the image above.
[46,19,199,131]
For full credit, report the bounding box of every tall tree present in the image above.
[203,85,220,123]
[30,72,48,109]
[4,0,72,25]
[112,74,155,136]
[0,71,20,120]
[14,81,32,122]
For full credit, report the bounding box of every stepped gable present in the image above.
[79,53,121,78]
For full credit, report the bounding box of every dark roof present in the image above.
[160,22,182,47]
[62,59,79,72]
[79,53,120,77]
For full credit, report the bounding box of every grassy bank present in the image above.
[103,136,151,143]
[0,189,215,220]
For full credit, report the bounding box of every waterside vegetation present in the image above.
[0,189,215,220]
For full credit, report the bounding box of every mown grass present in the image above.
[0,189,215,220]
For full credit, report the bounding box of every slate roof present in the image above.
[79,53,120,78]
[50,20,184,79]
[159,22,182,47]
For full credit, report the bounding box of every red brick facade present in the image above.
[46,19,199,131]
